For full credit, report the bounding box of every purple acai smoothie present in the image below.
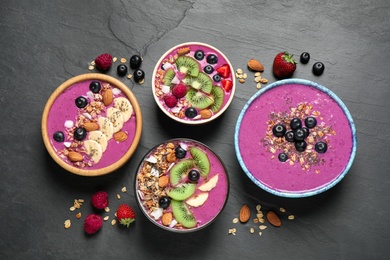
[237,83,354,194]
[135,139,229,232]
[47,80,137,170]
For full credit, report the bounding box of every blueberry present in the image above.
[175,146,187,159]
[294,128,306,141]
[295,141,307,152]
[305,116,317,128]
[278,153,288,162]
[89,81,101,93]
[185,107,197,118]
[285,131,295,142]
[315,141,328,153]
[206,54,218,64]
[272,124,286,137]
[194,50,205,61]
[53,131,65,142]
[74,127,87,141]
[300,52,310,64]
[158,196,170,209]
[290,118,302,130]
[188,169,200,182]
[130,55,142,69]
[302,127,310,138]
[204,65,214,74]
[312,62,325,76]
[117,64,128,76]
[133,69,145,83]
[213,74,221,82]
[75,96,88,108]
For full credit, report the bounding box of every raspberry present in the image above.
[84,214,103,234]
[91,191,108,209]
[164,94,178,108]
[172,84,187,98]
[95,53,112,71]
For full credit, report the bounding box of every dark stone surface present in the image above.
[1,0,389,259]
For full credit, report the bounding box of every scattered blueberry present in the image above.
[285,131,295,142]
[74,127,87,141]
[213,74,221,82]
[175,146,187,159]
[204,65,214,74]
[302,127,310,138]
[53,131,65,142]
[295,141,307,152]
[159,196,171,209]
[290,118,302,130]
[89,81,101,93]
[278,153,288,162]
[272,124,287,137]
[117,64,128,76]
[300,52,310,64]
[294,128,306,141]
[75,96,88,108]
[305,116,317,128]
[130,55,142,69]
[194,50,205,61]
[312,62,325,76]
[185,107,198,118]
[133,69,145,83]
[188,169,200,182]
[315,141,328,153]
[206,54,218,64]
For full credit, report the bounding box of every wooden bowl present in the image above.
[42,73,142,176]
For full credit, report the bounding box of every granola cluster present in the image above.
[261,102,336,172]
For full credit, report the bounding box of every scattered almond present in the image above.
[158,175,169,188]
[120,57,127,63]
[239,204,251,223]
[266,210,282,227]
[247,59,264,72]
[200,109,212,119]
[113,131,127,142]
[84,122,99,131]
[177,47,191,56]
[68,151,83,162]
[103,89,113,106]
[162,212,173,226]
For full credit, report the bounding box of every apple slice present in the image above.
[198,174,219,192]
[186,192,209,207]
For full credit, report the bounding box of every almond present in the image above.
[177,47,190,56]
[84,122,99,131]
[68,151,83,162]
[161,212,173,226]
[239,204,251,223]
[103,89,113,106]
[247,59,264,72]
[158,175,169,188]
[200,109,212,119]
[113,131,127,142]
[266,210,282,227]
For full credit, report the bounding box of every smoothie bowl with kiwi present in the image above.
[152,42,236,124]
[134,139,229,232]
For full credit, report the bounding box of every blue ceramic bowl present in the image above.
[234,79,357,198]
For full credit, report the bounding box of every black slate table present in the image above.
[1,0,389,259]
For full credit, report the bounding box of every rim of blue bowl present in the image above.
[234,79,357,198]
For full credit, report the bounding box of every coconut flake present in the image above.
[86,91,94,100]
[179,142,188,151]
[112,88,121,95]
[171,107,181,113]
[150,208,163,220]
[64,142,72,148]
[64,120,74,128]
[137,190,145,200]
[169,219,178,228]
[161,85,171,94]
[163,63,173,70]
[146,156,157,164]
[151,167,160,177]
[83,113,92,120]
[171,76,180,85]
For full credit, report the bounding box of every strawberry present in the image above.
[221,79,233,92]
[116,204,135,228]
[272,51,297,79]
[95,53,113,71]
[216,64,231,78]
[91,191,109,209]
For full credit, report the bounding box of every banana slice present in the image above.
[107,107,124,133]
[114,97,133,122]
[97,116,114,140]
[83,139,103,163]
[198,174,219,192]
[88,130,108,152]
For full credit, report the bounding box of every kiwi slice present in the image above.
[185,89,214,110]
[210,85,224,112]
[163,68,175,86]
[168,183,197,201]
[169,159,194,186]
[182,73,213,94]
[175,56,200,77]
[171,200,197,228]
[190,147,210,178]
